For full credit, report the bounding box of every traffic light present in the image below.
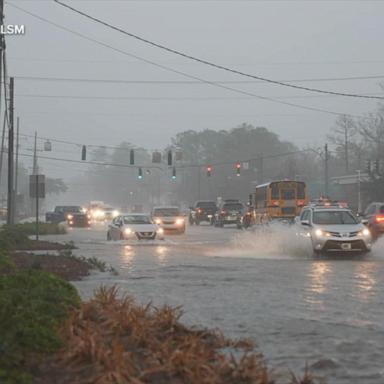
[130,149,135,165]
[235,162,241,176]
[172,167,176,180]
[366,159,372,174]
[167,150,173,166]
[138,167,143,180]
[81,145,86,161]
[206,165,212,177]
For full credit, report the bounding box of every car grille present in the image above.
[137,232,155,239]
[323,240,367,251]
[329,231,359,238]
[163,221,175,225]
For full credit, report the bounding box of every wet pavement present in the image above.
[42,223,384,384]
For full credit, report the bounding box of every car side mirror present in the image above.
[301,220,310,226]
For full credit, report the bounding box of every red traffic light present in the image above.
[206,165,212,177]
[235,162,241,176]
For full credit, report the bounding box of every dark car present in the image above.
[189,201,217,225]
[67,211,91,228]
[46,206,83,224]
[213,200,245,227]
[363,202,384,239]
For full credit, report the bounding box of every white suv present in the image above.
[296,205,372,255]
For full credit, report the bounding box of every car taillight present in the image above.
[297,200,305,207]
[375,215,384,223]
[221,210,227,215]
[271,200,279,206]
[197,208,202,213]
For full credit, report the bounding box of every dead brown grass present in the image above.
[33,286,321,384]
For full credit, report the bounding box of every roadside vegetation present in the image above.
[0,225,72,252]
[0,229,321,384]
[10,222,66,236]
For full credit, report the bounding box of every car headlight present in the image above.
[315,229,324,237]
[157,227,164,235]
[124,228,133,235]
[155,219,162,225]
[358,228,370,237]
[67,214,73,220]
[112,210,119,217]
[175,218,184,225]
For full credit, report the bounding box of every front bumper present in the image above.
[123,231,164,240]
[312,236,372,252]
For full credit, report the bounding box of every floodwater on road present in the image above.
[43,223,384,384]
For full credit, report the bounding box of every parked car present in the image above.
[107,213,164,241]
[189,201,217,225]
[363,202,384,239]
[151,206,186,234]
[296,203,372,255]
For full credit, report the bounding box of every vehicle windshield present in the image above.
[196,202,216,209]
[123,215,152,224]
[60,206,82,213]
[313,210,358,225]
[153,208,180,216]
[223,203,243,211]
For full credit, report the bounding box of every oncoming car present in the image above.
[297,204,372,255]
[107,214,164,241]
[151,206,186,234]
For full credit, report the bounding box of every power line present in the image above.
[14,74,384,84]
[54,0,384,101]
[8,2,360,117]
[14,92,383,101]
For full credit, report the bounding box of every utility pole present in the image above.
[33,131,38,174]
[357,169,361,214]
[324,143,329,198]
[6,77,14,225]
[258,154,264,184]
[0,0,4,189]
[14,116,19,220]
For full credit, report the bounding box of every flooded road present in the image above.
[44,224,384,384]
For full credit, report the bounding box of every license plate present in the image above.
[341,243,351,250]
[207,215,212,218]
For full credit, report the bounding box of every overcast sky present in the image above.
[4,0,384,177]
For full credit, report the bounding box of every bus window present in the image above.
[281,189,295,200]
[271,183,279,200]
[297,183,305,199]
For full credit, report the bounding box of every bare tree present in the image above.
[327,114,357,174]
[358,111,384,159]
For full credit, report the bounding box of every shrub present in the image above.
[12,222,67,236]
[0,226,31,251]
[0,270,80,383]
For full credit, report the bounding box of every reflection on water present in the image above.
[122,245,135,270]
[354,262,377,302]
[305,261,332,307]
[156,246,169,265]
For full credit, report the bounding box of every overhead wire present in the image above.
[14,74,384,84]
[53,0,384,101]
[8,2,363,117]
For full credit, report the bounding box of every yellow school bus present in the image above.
[253,180,309,223]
